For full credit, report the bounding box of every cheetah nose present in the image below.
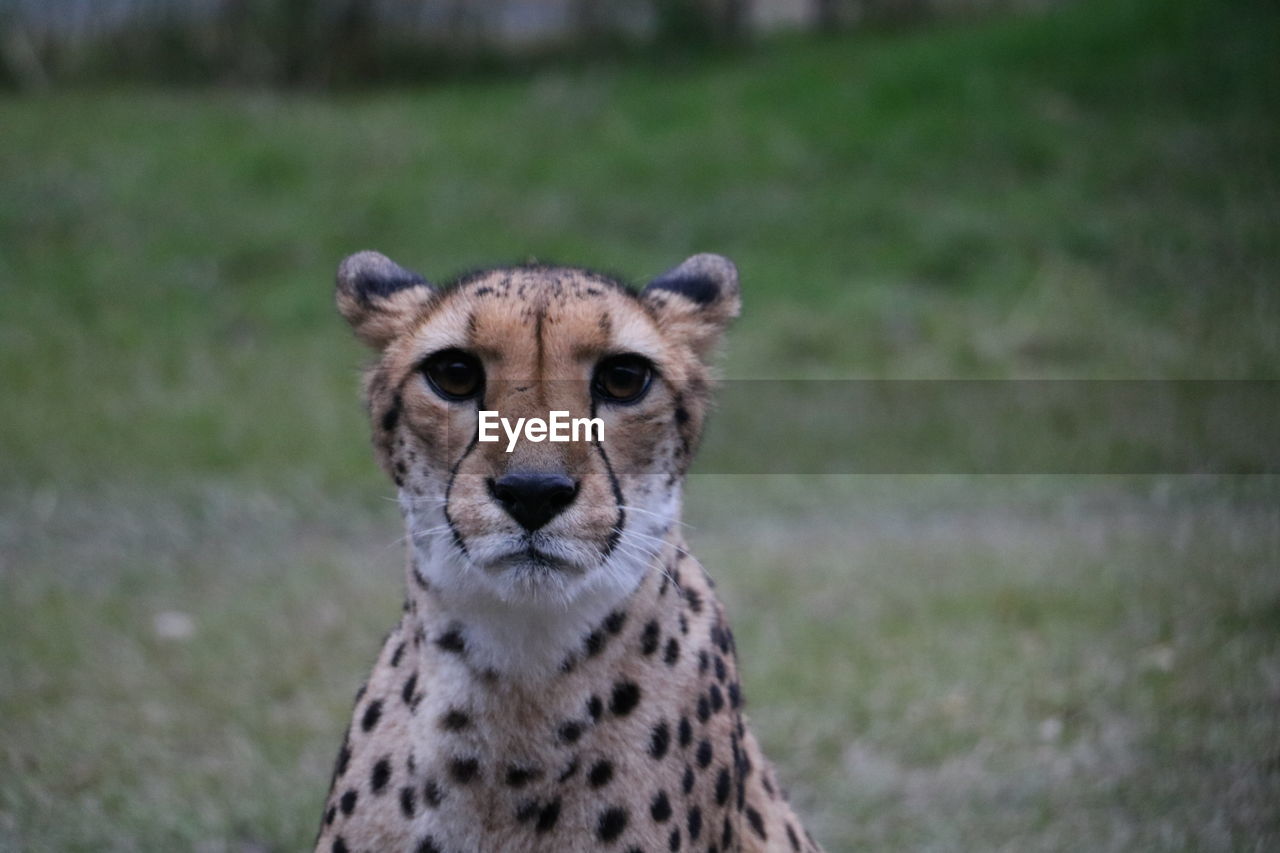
[488,472,579,532]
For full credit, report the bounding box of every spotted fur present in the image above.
[316,252,822,852]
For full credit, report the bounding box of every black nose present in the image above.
[489,472,579,532]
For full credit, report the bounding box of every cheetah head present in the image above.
[337,253,739,614]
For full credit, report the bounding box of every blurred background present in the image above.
[1,0,1278,849]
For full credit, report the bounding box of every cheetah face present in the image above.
[337,253,739,610]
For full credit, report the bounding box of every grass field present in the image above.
[2,0,1278,848]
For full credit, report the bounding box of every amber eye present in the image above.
[592,354,653,404]
[422,349,484,401]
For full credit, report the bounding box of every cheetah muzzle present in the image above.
[315,252,823,852]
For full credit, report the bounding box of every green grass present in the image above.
[2,0,1279,848]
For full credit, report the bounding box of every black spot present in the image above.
[682,764,695,794]
[422,778,442,807]
[332,838,348,853]
[440,709,470,731]
[786,822,802,851]
[641,620,660,655]
[679,613,689,635]
[651,790,672,822]
[610,680,641,716]
[401,673,418,706]
[390,640,406,667]
[516,799,539,823]
[335,739,351,778]
[684,588,703,613]
[370,757,391,793]
[361,700,383,732]
[697,695,710,723]
[762,773,775,797]
[412,567,430,592]
[381,394,402,433]
[506,765,542,788]
[559,721,584,743]
[722,815,734,848]
[650,719,671,759]
[324,804,336,825]
[715,766,731,805]
[678,716,693,747]
[710,684,724,713]
[415,837,441,853]
[699,650,709,673]
[696,739,713,768]
[448,757,479,784]
[584,630,605,657]
[589,759,615,788]
[435,627,466,654]
[339,789,357,815]
[687,806,702,841]
[714,655,727,682]
[537,798,562,833]
[664,637,681,666]
[674,404,690,425]
[587,695,603,721]
[604,610,627,634]
[399,786,416,818]
[747,806,767,840]
[668,827,682,851]
[597,807,628,843]
[728,682,742,709]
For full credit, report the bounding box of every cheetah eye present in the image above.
[422,349,484,401]
[592,354,653,404]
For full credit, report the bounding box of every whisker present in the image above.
[616,504,692,529]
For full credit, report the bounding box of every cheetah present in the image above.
[315,251,822,852]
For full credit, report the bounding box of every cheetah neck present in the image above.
[402,535,684,683]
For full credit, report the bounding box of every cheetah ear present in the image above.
[641,253,741,359]
[335,251,437,349]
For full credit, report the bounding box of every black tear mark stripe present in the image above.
[595,439,626,558]
[442,426,482,558]
[585,395,626,559]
